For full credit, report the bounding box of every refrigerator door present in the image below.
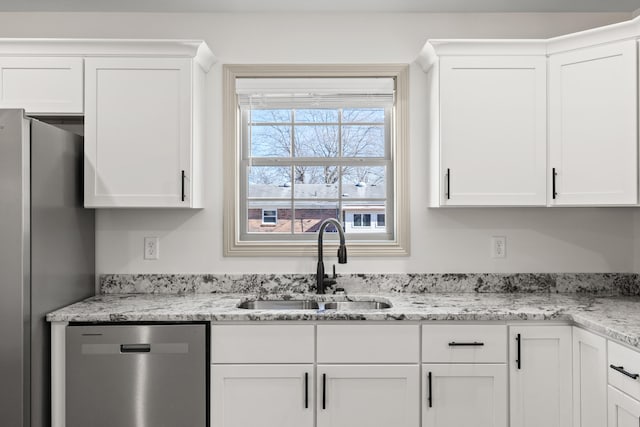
[0,109,30,427]
[30,118,95,427]
[0,109,94,427]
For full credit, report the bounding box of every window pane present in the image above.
[251,109,291,123]
[377,214,385,227]
[341,166,386,198]
[248,166,291,198]
[294,202,339,234]
[248,203,291,233]
[294,166,339,199]
[250,125,291,157]
[343,108,385,123]
[294,125,339,157]
[295,109,339,123]
[342,125,384,157]
[343,201,386,234]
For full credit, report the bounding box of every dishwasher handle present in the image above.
[120,344,151,353]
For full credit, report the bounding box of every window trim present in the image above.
[223,64,410,257]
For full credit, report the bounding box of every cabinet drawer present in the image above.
[211,325,314,363]
[0,57,83,114]
[422,324,507,363]
[317,324,419,363]
[608,341,640,401]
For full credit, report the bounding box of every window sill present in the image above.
[224,239,410,257]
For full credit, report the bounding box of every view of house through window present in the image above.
[245,105,390,238]
[236,75,396,243]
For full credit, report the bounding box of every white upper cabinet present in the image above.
[81,41,214,208]
[0,39,215,208]
[84,57,201,208]
[437,55,547,206]
[549,40,638,205]
[0,57,83,115]
[419,15,640,208]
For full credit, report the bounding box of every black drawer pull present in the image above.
[322,373,327,410]
[445,168,451,200]
[120,344,151,353]
[516,333,521,370]
[304,372,308,408]
[427,371,433,408]
[181,170,186,202]
[448,342,484,347]
[610,365,640,380]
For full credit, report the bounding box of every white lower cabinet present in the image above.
[573,327,607,427]
[509,325,572,427]
[422,364,507,427]
[211,364,314,427]
[316,364,419,427]
[608,386,640,427]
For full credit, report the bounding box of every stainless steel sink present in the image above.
[237,298,391,310]
[237,300,319,310]
[323,301,392,310]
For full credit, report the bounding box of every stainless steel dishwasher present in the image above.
[66,323,208,427]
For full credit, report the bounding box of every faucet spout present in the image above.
[316,218,348,294]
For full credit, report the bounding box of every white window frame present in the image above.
[223,64,410,257]
[261,208,278,225]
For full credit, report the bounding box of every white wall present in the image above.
[0,11,635,274]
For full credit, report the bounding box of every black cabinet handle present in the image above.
[445,168,451,200]
[304,372,308,408]
[322,373,326,410]
[610,365,640,380]
[181,170,186,202]
[427,371,433,408]
[120,344,150,353]
[552,168,557,199]
[516,333,521,370]
[448,342,484,347]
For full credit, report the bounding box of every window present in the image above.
[223,65,409,257]
[354,214,372,228]
[262,209,277,225]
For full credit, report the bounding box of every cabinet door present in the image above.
[317,365,419,427]
[509,325,572,427]
[0,57,83,114]
[573,327,607,427]
[84,57,194,207]
[549,40,637,205]
[422,364,507,427]
[439,56,547,206]
[608,386,640,427]
[211,364,313,427]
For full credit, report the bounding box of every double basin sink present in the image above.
[238,298,392,311]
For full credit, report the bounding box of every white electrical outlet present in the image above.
[144,237,160,260]
[491,236,506,258]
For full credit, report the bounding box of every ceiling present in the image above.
[0,0,638,13]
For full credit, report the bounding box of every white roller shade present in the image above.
[237,77,395,108]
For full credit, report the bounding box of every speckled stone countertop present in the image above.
[47,292,640,350]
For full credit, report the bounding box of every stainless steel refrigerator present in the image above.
[0,109,95,427]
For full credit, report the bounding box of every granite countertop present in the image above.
[47,292,640,350]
